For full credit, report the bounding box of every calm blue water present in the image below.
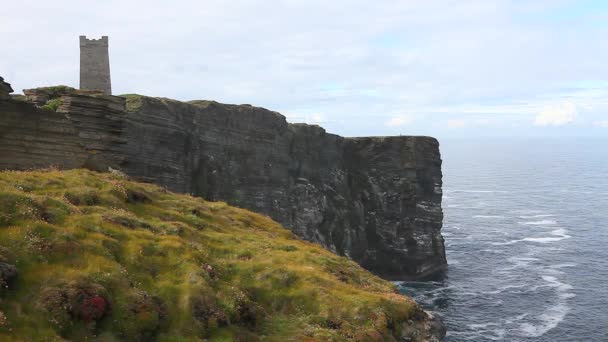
[398,139,608,341]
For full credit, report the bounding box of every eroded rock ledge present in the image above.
[0,80,446,280]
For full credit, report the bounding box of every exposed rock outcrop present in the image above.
[0,79,446,280]
[0,77,13,100]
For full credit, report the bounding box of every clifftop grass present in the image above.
[0,169,424,341]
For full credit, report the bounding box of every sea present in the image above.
[398,138,608,342]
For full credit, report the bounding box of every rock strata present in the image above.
[0,78,446,279]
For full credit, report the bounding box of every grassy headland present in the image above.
[0,169,430,341]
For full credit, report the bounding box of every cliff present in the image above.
[0,78,446,280]
[0,169,446,341]
[0,77,12,100]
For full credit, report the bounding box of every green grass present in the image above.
[40,98,62,112]
[0,169,424,341]
[120,94,145,112]
[34,85,76,98]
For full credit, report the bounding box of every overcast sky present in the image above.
[1,0,607,138]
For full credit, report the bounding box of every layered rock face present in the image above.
[0,81,446,279]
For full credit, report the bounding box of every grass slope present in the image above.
[0,169,426,341]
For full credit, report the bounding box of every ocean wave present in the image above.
[468,322,501,329]
[519,276,574,337]
[492,228,570,245]
[479,249,507,254]
[541,275,574,294]
[506,313,529,324]
[482,284,527,295]
[519,219,558,225]
[548,263,577,269]
[521,235,570,243]
[519,214,555,219]
[519,303,569,338]
[473,328,506,341]
[444,189,509,193]
[473,215,505,219]
[525,229,571,243]
[543,263,577,275]
[490,240,520,246]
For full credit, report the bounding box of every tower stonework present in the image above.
[79,36,112,95]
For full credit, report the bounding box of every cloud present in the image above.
[385,114,414,127]
[594,120,608,128]
[447,119,467,128]
[309,113,325,124]
[534,102,578,126]
[1,0,607,137]
[284,111,325,125]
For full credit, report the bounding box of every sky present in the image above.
[1,0,607,138]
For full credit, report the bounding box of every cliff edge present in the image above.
[0,79,446,280]
[0,169,446,341]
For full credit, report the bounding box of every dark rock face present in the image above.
[0,81,446,279]
[0,77,13,100]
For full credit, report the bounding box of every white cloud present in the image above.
[284,112,326,125]
[594,120,608,128]
[309,113,325,124]
[385,114,414,127]
[534,102,578,126]
[447,119,467,128]
[1,0,607,137]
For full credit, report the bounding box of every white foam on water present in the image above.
[549,263,577,269]
[482,284,527,295]
[521,237,559,243]
[480,329,506,341]
[473,215,505,219]
[467,322,506,340]
[468,322,499,329]
[560,293,576,299]
[489,329,507,340]
[519,303,569,338]
[520,219,558,225]
[514,209,543,214]
[492,228,570,245]
[490,240,519,246]
[519,214,555,219]
[479,249,507,254]
[446,190,509,193]
[519,276,574,337]
[498,256,539,271]
[542,275,574,293]
[511,256,539,261]
[522,229,571,243]
[505,313,529,324]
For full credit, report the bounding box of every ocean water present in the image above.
[398,139,608,341]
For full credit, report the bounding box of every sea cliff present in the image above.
[0,78,446,280]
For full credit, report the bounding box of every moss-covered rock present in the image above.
[0,169,441,341]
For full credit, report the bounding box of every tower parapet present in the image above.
[79,35,112,95]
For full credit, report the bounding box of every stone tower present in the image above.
[79,35,112,95]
